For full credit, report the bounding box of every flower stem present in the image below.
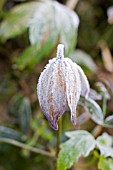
[0,137,55,158]
[102,95,107,117]
[92,125,102,138]
[56,117,62,156]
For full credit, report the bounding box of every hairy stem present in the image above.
[0,137,55,158]
[56,117,62,156]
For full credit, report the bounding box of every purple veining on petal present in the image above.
[37,44,90,130]
[63,58,81,128]
[41,104,66,130]
[40,105,58,130]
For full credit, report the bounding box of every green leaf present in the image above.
[17,1,79,69]
[103,115,113,128]
[8,94,32,133]
[18,97,32,133]
[57,130,95,170]
[80,97,104,125]
[29,1,79,54]
[69,49,97,72]
[1,0,79,69]
[16,2,58,70]
[14,1,79,69]
[0,2,40,42]
[29,2,57,45]
[8,93,24,117]
[96,133,113,158]
[0,126,21,140]
[52,2,79,55]
[98,156,113,170]
[16,32,57,70]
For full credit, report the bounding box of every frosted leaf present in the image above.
[37,44,90,130]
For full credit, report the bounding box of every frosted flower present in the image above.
[37,44,90,130]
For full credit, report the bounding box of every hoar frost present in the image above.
[37,44,90,130]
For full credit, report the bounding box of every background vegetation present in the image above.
[0,0,113,169]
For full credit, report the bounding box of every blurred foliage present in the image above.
[57,130,95,170]
[0,0,113,170]
[98,156,113,170]
[58,132,113,170]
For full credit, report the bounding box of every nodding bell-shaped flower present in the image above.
[37,44,90,130]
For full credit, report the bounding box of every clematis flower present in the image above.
[37,44,90,130]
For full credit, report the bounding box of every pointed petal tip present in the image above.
[51,123,58,131]
[45,114,58,130]
[71,114,76,127]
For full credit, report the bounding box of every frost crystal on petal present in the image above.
[37,45,67,130]
[37,44,90,130]
[76,64,90,97]
[63,58,81,126]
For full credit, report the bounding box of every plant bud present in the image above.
[37,44,89,130]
